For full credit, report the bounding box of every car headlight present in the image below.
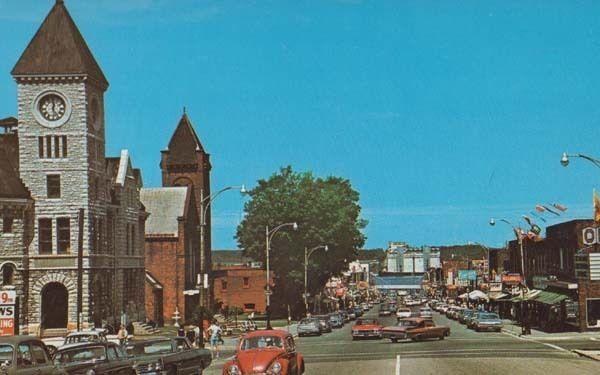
[271,361,282,374]
[228,364,241,375]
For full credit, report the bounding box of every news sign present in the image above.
[0,291,16,336]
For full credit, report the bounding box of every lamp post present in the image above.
[198,185,246,333]
[265,222,298,330]
[560,152,600,169]
[489,218,527,288]
[304,245,328,316]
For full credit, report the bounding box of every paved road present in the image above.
[206,305,600,375]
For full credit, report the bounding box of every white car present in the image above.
[396,308,412,318]
[437,304,449,313]
[419,308,433,318]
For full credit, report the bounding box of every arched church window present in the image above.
[2,264,15,285]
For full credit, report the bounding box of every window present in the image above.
[57,218,70,253]
[30,343,47,364]
[62,136,68,157]
[125,224,130,255]
[243,277,250,288]
[17,343,32,367]
[243,303,256,311]
[106,346,118,361]
[2,216,12,233]
[53,136,60,159]
[38,136,67,158]
[221,280,228,291]
[38,219,52,254]
[131,225,136,255]
[46,136,51,158]
[38,137,44,158]
[47,175,61,198]
[2,265,14,285]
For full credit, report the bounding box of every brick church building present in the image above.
[141,113,212,325]
[0,1,147,334]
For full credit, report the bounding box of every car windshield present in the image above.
[240,336,283,350]
[299,319,317,325]
[399,309,410,312]
[478,313,500,320]
[126,340,173,356]
[464,310,475,316]
[0,345,13,362]
[356,319,378,325]
[397,320,418,327]
[54,346,106,364]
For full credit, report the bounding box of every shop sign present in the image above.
[502,273,522,285]
[489,282,502,292]
[582,227,599,245]
[0,291,16,336]
[458,270,477,281]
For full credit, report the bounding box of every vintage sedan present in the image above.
[382,318,450,342]
[53,341,135,374]
[313,316,332,333]
[470,312,503,332]
[126,337,211,374]
[351,319,383,340]
[0,336,66,374]
[296,318,321,337]
[222,330,304,375]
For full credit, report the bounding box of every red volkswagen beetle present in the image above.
[222,330,305,375]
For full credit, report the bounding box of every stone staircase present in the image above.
[132,321,160,335]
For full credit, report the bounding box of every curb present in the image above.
[572,349,600,361]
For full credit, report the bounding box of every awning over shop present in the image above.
[531,290,569,305]
[488,292,509,301]
[511,289,542,302]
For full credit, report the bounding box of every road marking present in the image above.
[395,354,400,375]
[501,329,569,352]
[303,348,560,357]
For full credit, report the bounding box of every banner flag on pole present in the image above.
[552,203,568,212]
[535,205,546,213]
[542,205,561,216]
[530,211,546,222]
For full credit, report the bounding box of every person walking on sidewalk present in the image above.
[208,320,223,358]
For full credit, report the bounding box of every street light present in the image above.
[265,222,298,330]
[197,184,245,347]
[560,152,600,169]
[304,245,328,316]
[489,218,527,288]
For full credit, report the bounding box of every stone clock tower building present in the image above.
[0,0,147,334]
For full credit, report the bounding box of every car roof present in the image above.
[0,336,41,345]
[58,341,113,351]
[242,330,290,339]
[128,337,173,345]
[67,331,104,336]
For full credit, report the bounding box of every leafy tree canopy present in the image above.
[236,166,367,316]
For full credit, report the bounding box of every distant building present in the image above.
[373,275,424,297]
[212,250,262,270]
[213,266,273,313]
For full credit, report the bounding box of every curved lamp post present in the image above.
[265,222,298,329]
[489,218,527,288]
[197,184,245,347]
[304,245,328,315]
[561,152,600,169]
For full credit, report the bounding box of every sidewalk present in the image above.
[500,319,600,339]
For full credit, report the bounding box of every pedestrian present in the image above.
[208,320,223,358]
[193,325,201,347]
[117,325,128,346]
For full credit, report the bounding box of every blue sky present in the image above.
[1,1,600,249]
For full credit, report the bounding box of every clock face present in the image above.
[38,94,66,121]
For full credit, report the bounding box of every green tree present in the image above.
[236,166,367,317]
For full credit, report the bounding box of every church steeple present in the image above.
[11,0,108,89]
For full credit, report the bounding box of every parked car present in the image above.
[328,313,344,328]
[314,315,333,333]
[470,312,503,332]
[126,336,211,374]
[458,309,475,324]
[0,336,66,374]
[353,307,364,318]
[382,318,450,343]
[446,306,463,320]
[396,308,412,319]
[351,319,383,340]
[437,304,449,313]
[222,330,304,375]
[419,307,433,318]
[345,309,357,320]
[53,341,135,374]
[297,318,322,337]
[340,311,350,323]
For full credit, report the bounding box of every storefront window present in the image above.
[586,299,600,328]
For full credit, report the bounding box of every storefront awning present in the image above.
[511,289,542,302]
[532,290,569,305]
[489,292,509,301]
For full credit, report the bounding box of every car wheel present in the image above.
[411,335,420,342]
[439,335,444,340]
[391,338,398,343]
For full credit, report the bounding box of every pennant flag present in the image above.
[535,205,546,213]
[522,215,534,227]
[552,203,568,212]
[530,224,541,235]
[594,189,600,223]
[542,205,561,216]
[530,211,547,222]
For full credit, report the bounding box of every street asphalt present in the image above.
[205,304,600,375]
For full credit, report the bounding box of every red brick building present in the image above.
[141,113,210,325]
[213,266,274,313]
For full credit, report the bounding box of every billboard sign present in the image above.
[458,270,477,281]
[0,291,16,336]
[502,273,523,285]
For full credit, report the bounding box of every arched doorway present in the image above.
[41,282,68,329]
